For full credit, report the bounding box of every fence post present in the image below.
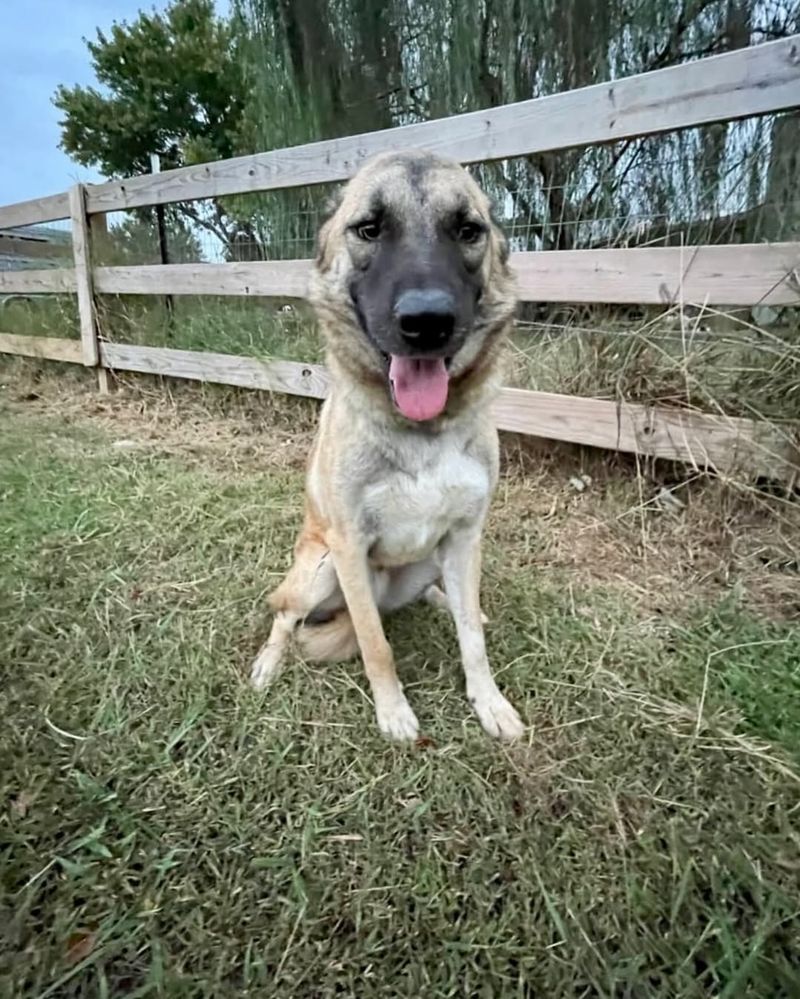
[150,153,174,328]
[68,183,108,392]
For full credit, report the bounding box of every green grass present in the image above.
[1,295,324,364]
[0,296,80,341]
[94,296,325,363]
[1,378,800,998]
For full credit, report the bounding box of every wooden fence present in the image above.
[1,35,799,479]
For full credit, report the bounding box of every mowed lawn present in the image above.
[2,371,800,998]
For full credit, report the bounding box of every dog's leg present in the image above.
[440,529,524,741]
[250,614,297,690]
[328,534,419,742]
[424,582,489,625]
[250,539,339,689]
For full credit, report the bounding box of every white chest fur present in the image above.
[363,440,491,566]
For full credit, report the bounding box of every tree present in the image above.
[56,0,800,259]
[53,0,252,248]
[236,0,800,254]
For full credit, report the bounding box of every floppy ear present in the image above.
[315,186,345,267]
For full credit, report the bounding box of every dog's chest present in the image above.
[363,445,490,565]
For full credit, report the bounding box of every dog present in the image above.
[250,150,524,743]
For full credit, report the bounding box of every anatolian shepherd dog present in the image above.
[250,150,524,743]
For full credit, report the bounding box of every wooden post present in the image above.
[150,153,174,329]
[90,211,112,394]
[69,183,108,393]
[96,364,112,395]
[89,211,108,242]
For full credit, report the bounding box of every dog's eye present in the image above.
[458,222,484,244]
[355,220,381,241]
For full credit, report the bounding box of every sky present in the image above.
[0,1,226,211]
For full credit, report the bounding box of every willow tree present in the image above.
[234,0,799,255]
[231,0,412,258]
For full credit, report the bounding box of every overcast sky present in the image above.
[0,1,226,210]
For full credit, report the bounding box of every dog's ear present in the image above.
[321,185,345,222]
[315,185,345,268]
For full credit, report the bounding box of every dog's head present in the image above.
[310,151,516,422]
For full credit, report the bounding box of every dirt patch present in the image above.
[491,456,800,620]
[2,362,318,473]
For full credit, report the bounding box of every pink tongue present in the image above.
[388,355,449,421]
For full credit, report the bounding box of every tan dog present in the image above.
[250,150,524,742]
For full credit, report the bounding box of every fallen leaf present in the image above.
[66,930,97,966]
[415,736,437,750]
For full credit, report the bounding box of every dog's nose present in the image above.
[394,288,456,351]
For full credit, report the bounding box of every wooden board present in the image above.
[0,268,77,294]
[513,243,800,306]
[94,259,312,298]
[0,332,83,364]
[1,332,793,477]
[492,387,795,477]
[99,343,797,478]
[101,343,330,399]
[92,242,800,307]
[81,36,800,213]
[0,192,71,230]
[69,185,99,367]
[8,245,798,310]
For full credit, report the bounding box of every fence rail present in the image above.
[0,332,791,478]
[1,35,799,479]
[0,269,77,294]
[0,193,71,230]
[2,243,799,306]
[0,332,83,364]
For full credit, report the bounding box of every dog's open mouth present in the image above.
[387,355,450,422]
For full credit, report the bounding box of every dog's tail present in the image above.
[296,610,358,663]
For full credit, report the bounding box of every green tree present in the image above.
[54,0,251,248]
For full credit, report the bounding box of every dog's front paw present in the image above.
[470,688,525,742]
[375,694,420,742]
[249,644,282,690]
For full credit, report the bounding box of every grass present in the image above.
[1,296,80,342]
[504,306,800,423]
[93,296,325,364]
[1,364,800,998]
[0,295,324,365]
